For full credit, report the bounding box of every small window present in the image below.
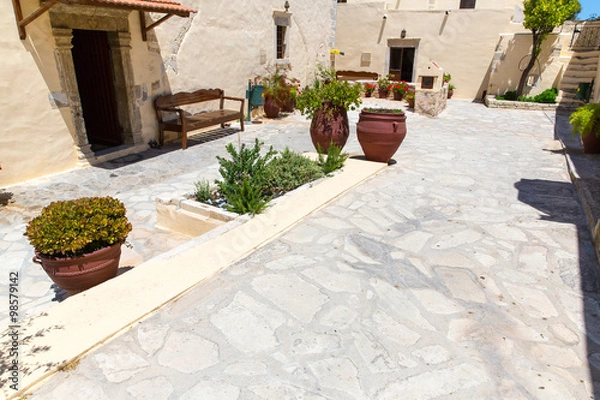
[337,0,347,3]
[276,25,287,59]
[421,76,434,89]
[460,0,476,9]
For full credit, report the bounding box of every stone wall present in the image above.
[485,96,559,110]
[415,88,447,118]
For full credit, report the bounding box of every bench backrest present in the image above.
[335,70,379,81]
[155,88,224,108]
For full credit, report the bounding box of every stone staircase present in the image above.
[558,50,599,107]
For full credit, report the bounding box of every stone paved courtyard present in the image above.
[2,100,600,399]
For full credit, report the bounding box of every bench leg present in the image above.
[240,118,244,132]
[158,126,165,147]
[182,131,187,150]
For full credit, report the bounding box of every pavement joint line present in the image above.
[5,156,387,400]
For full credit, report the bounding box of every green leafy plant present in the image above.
[363,108,405,114]
[194,179,212,202]
[448,84,456,91]
[404,93,415,101]
[570,103,600,138]
[224,176,270,215]
[318,143,348,174]
[261,64,290,105]
[496,90,518,101]
[264,148,324,196]
[443,73,452,83]
[24,196,132,257]
[215,139,276,214]
[377,75,392,91]
[295,65,362,120]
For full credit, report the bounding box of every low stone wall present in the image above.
[485,95,559,110]
[415,88,447,118]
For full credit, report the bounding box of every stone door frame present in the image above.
[49,5,143,164]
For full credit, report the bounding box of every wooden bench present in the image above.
[154,88,245,149]
[335,70,379,81]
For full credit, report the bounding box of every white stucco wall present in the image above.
[150,1,336,97]
[0,1,78,187]
[340,0,523,11]
[1,0,337,186]
[487,32,567,97]
[335,3,523,99]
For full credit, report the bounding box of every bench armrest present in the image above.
[155,106,185,123]
[223,96,245,114]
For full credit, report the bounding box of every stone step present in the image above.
[561,74,597,84]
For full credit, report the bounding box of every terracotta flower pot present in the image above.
[309,104,349,152]
[582,133,600,154]
[393,91,405,101]
[378,89,389,99]
[447,88,454,99]
[263,95,280,118]
[33,242,122,295]
[356,109,407,163]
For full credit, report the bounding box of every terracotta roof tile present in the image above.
[63,0,195,17]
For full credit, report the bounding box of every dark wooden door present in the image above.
[389,47,415,82]
[71,29,122,147]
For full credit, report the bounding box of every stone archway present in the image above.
[49,5,143,164]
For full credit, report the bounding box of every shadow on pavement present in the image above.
[515,176,600,397]
[96,127,240,170]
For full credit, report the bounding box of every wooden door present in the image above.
[389,47,415,82]
[71,29,122,147]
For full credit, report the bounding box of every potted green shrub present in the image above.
[405,92,415,108]
[261,64,290,118]
[447,84,456,99]
[25,196,133,295]
[569,103,600,154]
[356,107,407,163]
[377,75,392,98]
[295,65,362,152]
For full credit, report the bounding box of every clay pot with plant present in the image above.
[569,103,600,154]
[377,75,392,98]
[392,81,409,101]
[364,82,376,98]
[295,65,362,152]
[261,64,291,118]
[24,196,132,295]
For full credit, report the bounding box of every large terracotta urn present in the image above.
[309,103,349,152]
[356,109,407,163]
[263,95,280,118]
[33,243,122,295]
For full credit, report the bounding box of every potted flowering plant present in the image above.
[295,65,362,152]
[377,75,392,98]
[391,81,409,101]
[24,196,133,295]
[364,82,376,97]
[261,64,291,118]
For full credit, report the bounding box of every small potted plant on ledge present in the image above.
[405,92,415,108]
[356,107,407,163]
[295,65,362,152]
[377,75,392,98]
[569,103,600,154]
[392,81,409,101]
[364,82,376,97]
[25,196,133,295]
